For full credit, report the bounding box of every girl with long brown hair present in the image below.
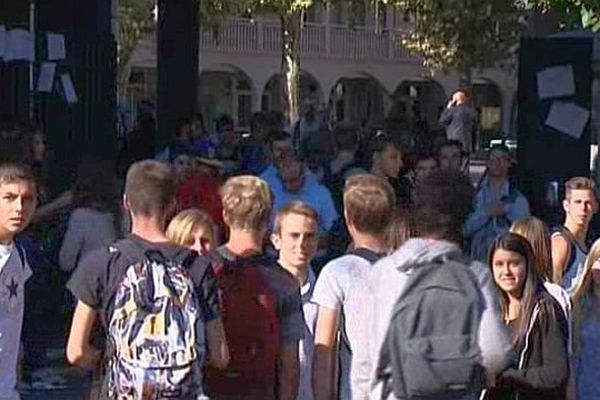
[485,233,569,400]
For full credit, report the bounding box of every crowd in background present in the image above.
[0,86,598,400]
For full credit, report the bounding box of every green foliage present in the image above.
[518,0,600,31]
[118,0,155,84]
[379,0,523,80]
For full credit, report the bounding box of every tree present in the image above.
[380,0,523,88]
[201,0,342,125]
[117,0,156,94]
[518,0,600,31]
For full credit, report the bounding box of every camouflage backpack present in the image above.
[105,241,205,399]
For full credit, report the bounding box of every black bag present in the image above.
[377,260,484,399]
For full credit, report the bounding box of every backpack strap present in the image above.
[347,248,386,264]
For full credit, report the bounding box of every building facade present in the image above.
[128,4,515,148]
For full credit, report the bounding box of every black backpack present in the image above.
[376,260,484,399]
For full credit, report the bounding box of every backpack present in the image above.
[205,248,281,398]
[105,241,204,399]
[376,260,484,399]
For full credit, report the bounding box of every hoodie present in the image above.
[351,238,512,400]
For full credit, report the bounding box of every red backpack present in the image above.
[205,249,281,398]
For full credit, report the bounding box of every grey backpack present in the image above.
[376,260,484,399]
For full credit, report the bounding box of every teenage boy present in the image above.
[271,201,320,400]
[202,175,303,400]
[437,139,465,172]
[274,157,338,234]
[0,162,37,400]
[352,170,511,400]
[313,174,396,400]
[551,177,599,292]
[66,160,228,399]
[465,144,530,262]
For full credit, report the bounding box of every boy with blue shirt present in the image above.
[0,162,37,400]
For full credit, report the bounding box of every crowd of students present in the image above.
[0,116,600,400]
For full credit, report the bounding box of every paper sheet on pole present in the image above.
[0,26,6,60]
[536,65,575,100]
[37,62,56,92]
[60,73,78,104]
[47,33,66,60]
[545,101,590,139]
[4,29,34,62]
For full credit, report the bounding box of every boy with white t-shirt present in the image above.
[0,162,37,400]
[271,201,320,400]
[312,174,396,400]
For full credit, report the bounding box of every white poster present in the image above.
[537,65,576,100]
[47,33,66,60]
[36,62,56,92]
[4,28,34,62]
[60,73,78,104]
[545,101,590,140]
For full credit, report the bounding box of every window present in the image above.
[303,5,320,24]
[237,94,252,129]
[329,4,343,25]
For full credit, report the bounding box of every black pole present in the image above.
[156,0,199,152]
[0,2,31,123]
[35,0,116,190]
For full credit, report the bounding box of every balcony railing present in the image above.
[200,18,412,61]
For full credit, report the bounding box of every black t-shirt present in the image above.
[67,234,221,325]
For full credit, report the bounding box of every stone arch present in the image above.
[471,78,503,148]
[328,72,390,129]
[260,71,324,114]
[390,79,447,134]
[198,64,257,132]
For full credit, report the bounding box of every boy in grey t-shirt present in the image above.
[313,175,396,400]
[0,162,37,400]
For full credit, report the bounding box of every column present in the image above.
[0,2,31,122]
[156,0,199,151]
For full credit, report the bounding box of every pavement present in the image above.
[21,349,91,400]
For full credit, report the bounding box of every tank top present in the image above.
[552,228,587,293]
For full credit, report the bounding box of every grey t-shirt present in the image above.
[312,250,384,400]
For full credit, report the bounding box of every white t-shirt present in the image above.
[312,254,379,400]
[0,242,32,400]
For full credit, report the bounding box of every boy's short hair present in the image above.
[220,175,272,231]
[267,131,292,147]
[565,177,598,201]
[272,201,318,236]
[0,161,36,187]
[343,174,396,235]
[436,139,464,156]
[125,160,177,218]
[413,170,474,242]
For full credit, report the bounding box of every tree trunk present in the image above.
[281,11,302,127]
[117,56,132,97]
